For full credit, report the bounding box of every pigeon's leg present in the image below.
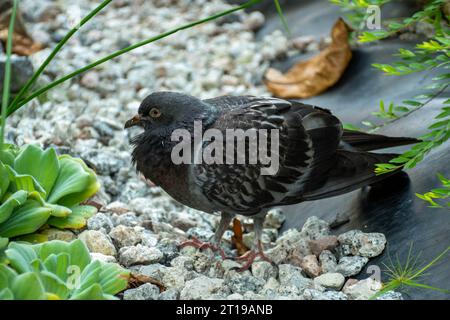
[178,213,233,260]
[236,215,272,271]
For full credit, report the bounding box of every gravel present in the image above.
[8,0,398,301]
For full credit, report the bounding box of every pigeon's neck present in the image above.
[132,106,218,193]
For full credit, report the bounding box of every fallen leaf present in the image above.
[231,218,249,256]
[0,2,42,56]
[264,18,352,99]
[127,272,166,292]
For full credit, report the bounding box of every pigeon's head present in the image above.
[125,91,213,134]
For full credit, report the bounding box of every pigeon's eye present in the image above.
[149,108,161,118]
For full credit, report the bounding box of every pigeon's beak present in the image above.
[124,114,142,129]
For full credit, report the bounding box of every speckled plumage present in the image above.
[126,91,418,258]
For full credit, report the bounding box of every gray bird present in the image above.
[125,91,418,269]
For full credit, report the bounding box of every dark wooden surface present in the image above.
[248,0,450,299]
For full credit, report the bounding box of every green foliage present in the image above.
[329,0,390,30]
[416,174,450,208]
[332,0,450,207]
[0,145,99,241]
[370,244,450,299]
[358,0,446,42]
[0,239,129,300]
[0,0,18,148]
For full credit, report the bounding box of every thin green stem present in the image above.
[1,0,18,148]
[8,0,112,112]
[274,0,291,37]
[7,0,262,116]
[410,246,449,281]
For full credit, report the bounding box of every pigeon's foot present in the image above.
[235,243,273,272]
[178,237,227,260]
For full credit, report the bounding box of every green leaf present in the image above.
[0,162,10,199]
[0,190,28,224]
[0,200,52,238]
[40,270,70,300]
[11,272,47,300]
[99,263,129,295]
[0,144,18,167]
[47,156,100,206]
[5,165,46,196]
[39,240,91,272]
[0,288,14,300]
[69,283,105,300]
[5,241,38,273]
[42,253,71,282]
[13,145,60,196]
[47,205,96,230]
[74,260,102,294]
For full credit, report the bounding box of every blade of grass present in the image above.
[409,246,449,281]
[1,0,18,148]
[7,0,262,116]
[273,0,291,37]
[8,0,113,111]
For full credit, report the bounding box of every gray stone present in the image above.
[78,230,117,256]
[278,264,313,295]
[264,208,286,229]
[90,252,117,264]
[87,213,114,233]
[251,261,277,280]
[159,288,180,300]
[186,227,214,242]
[337,230,387,258]
[227,274,265,294]
[193,252,212,273]
[336,256,369,277]
[314,273,345,290]
[109,225,142,248]
[119,245,163,267]
[303,289,348,300]
[376,291,403,300]
[44,229,76,242]
[139,264,168,282]
[140,231,158,247]
[0,55,34,93]
[319,250,338,273]
[123,283,160,300]
[180,276,224,300]
[301,216,330,240]
[170,255,195,271]
[343,278,382,300]
[227,293,244,300]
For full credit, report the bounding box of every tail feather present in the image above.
[342,129,420,151]
[301,150,400,201]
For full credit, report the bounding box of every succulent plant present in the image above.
[0,144,100,241]
[0,239,129,300]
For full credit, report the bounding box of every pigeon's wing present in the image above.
[193,96,342,214]
[341,130,420,151]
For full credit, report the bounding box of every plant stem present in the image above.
[1,0,18,148]
[369,83,449,133]
[7,0,262,116]
[274,0,291,37]
[8,0,113,112]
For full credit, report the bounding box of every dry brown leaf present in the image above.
[127,272,166,292]
[231,218,249,256]
[0,2,42,56]
[264,18,352,99]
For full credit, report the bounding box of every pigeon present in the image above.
[125,91,418,269]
